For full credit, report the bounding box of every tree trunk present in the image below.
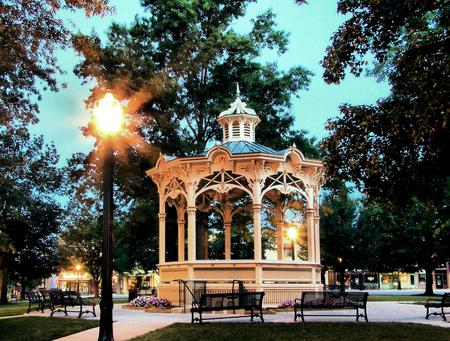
[93,277,100,298]
[339,269,346,293]
[424,268,434,296]
[20,284,26,300]
[0,255,8,305]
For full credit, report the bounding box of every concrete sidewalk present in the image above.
[32,301,447,340]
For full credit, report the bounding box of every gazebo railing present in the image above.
[176,279,246,312]
[176,280,207,312]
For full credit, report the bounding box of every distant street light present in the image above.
[287,226,297,261]
[75,264,81,292]
[93,92,124,341]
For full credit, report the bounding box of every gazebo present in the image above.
[147,88,325,305]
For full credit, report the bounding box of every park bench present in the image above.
[424,293,450,321]
[49,289,96,318]
[294,291,368,322]
[25,290,52,313]
[191,291,265,324]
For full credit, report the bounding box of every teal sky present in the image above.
[30,0,390,164]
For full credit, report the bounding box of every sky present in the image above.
[30,0,390,165]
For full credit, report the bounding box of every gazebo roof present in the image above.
[202,140,284,156]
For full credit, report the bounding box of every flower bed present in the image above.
[127,296,171,309]
[278,299,296,309]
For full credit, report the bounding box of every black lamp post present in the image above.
[99,141,114,340]
[93,93,124,341]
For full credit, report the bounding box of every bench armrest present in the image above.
[294,298,302,306]
[426,298,442,304]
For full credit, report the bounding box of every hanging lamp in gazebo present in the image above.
[147,86,325,305]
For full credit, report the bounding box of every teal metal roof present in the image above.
[221,140,284,155]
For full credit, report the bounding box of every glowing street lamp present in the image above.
[287,226,297,261]
[93,92,124,341]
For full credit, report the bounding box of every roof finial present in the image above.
[236,82,240,98]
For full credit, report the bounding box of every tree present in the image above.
[321,0,449,206]
[63,214,103,298]
[320,184,358,292]
[0,0,111,126]
[70,0,318,270]
[0,126,63,302]
[320,0,450,294]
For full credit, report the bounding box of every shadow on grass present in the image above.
[131,322,450,341]
[0,316,98,341]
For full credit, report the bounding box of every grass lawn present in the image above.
[0,302,29,317]
[0,297,127,318]
[132,322,450,341]
[368,295,434,302]
[0,316,98,341]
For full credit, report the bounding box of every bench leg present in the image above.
[356,307,359,321]
[442,307,446,321]
[260,307,264,323]
[79,304,83,318]
[364,307,368,322]
[250,307,254,322]
[92,305,96,318]
[425,306,430,319]
[300,307,305,322]
[191,310,194,324]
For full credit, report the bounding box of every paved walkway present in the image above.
[25,302,448,341]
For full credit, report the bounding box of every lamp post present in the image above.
[93,93,124,341]
[287,226,297,261]
[76,264,81,292]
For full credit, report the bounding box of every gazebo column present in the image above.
[187,207,197,262]
[314,215,320,264]
[306,208,315,262]
[176,204,186,262]
[177,219,185,262]
[223,204,232,260]
[274,203,283,261]
[253,203,262,286]
[253,204,262,261]
[158,212,166,264]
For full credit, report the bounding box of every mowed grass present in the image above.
[0,302,29,317]
[132,322,450,341]
[0,297,127,317]
[368,295,435,302]
[0,316,98,341]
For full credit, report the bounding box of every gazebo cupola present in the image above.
[217,84,260,143]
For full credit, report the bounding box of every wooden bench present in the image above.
[294,291,368,322]
[191,291,265,324]
[49,290,96,318]
[425,293,450,321]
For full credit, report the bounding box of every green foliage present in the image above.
[73,0,315,155]
[319,184,358,273]
[320,0,450,292]
[70,0,319,271]
[321,0,449,206]
[0,0,111,126]
[0,126,63,299]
